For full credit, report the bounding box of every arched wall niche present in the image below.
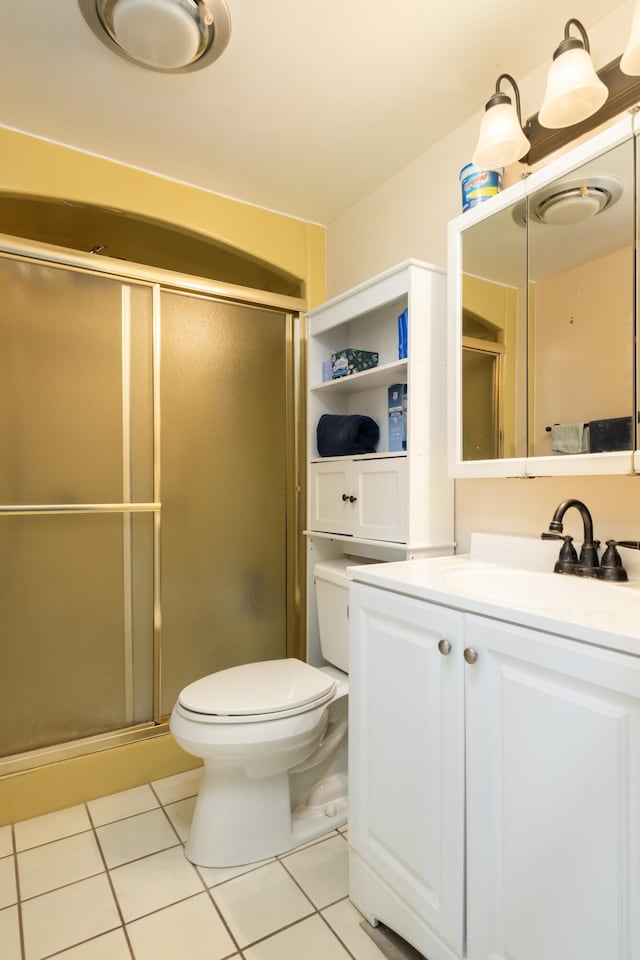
[0,193,303,297]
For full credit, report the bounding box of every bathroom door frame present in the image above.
[0,232,307,774]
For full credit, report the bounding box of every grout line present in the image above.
[11,823,26,960]
[85,802,136,960]
[317,904,360,960]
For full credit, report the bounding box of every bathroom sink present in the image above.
[348,533,640,650]
[438,564,640,623]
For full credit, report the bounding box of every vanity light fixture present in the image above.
[621,0,640,75]
[77,0,232,73]
[471,73,530,171]
[538,18,608,128]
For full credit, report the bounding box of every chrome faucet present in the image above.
[542,498,600,577]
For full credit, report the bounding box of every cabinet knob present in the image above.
[438,639,451,656]
[349,495,358,503]
[463,647,478,665]
[342,494,349,501]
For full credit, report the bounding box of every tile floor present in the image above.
[0,768,399,960]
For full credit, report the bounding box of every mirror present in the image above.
[458,132,636,467]
[526,138,635,459]
[461,199,527,461]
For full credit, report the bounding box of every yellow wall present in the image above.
[0,126,326,307]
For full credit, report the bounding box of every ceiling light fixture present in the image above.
[538,18,608,129]
[512,176,623,227]
[78,0,232,73]
[472,73,530,171]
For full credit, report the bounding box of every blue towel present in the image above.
[316,414,379,457]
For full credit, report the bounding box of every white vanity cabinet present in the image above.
[348,569,640,960]
[309,455,407,542]
[349,583,465,960]
[465,614,640,960]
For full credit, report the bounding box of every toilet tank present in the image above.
[313,558,354,673]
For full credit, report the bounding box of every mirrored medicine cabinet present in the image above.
[448,114,640,478]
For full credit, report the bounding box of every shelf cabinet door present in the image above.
[352,457,407,542]
[349,584,465,960]
[309,460,353,535]
[465,613,640,960]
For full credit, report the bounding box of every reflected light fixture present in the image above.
[472,73,530,171]
[621,0,640,75]
[538,18,608,128]
[78,0,232,72]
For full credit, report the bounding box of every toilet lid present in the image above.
[178,658,336,718]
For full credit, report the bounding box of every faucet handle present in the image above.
[542,532,578,574]
[598,539,640,582]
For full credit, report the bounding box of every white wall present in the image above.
[326,2,640,553]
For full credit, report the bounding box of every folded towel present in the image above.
[317,414,379,457]
[551,422,588,454]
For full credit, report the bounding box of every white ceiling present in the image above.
[0,0,628,224]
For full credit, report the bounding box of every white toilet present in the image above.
[170,558,352,867]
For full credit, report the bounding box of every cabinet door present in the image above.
[465,614,640,960]
[352,457,407,542]
[349,584,465,960]
[308,460,352,534]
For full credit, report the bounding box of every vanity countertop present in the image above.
[348,533,640,657]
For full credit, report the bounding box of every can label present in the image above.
[459,164,502,212]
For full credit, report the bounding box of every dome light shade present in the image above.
[472,74,530,171]
[78,0,232,73]
[621,1,640,76]
[538,19,608,129]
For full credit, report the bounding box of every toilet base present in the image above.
[185,768,347,868]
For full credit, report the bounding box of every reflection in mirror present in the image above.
[461,202,527,460]
[526,138,635,458]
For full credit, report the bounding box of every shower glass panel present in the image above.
[0,260,152,504]
[0,513,154,756]
[159,292,289,714]
[0,257,155,756]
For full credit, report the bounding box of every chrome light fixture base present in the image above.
[78,0,231,73]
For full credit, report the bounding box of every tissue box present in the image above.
[388,383,407,451]
[331,348,379,378]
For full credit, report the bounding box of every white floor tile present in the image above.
[282,834,349,908]
[0,856,17,909]
[0,905,21,960]
[212,860,313,947]
[197,856,275,889]
[96,808,179,868]
[322,899,390,960]
[14,804,92,852]
[53,928,131,959]
[127,891,236,960]
[87,785,159,827]
[21,874,120,960]
[110,844,203,922]
[243,914,351,960]
[0,826,13,858]
[18,832,104,900]
[163,796,195,842]
[151,767,202,805]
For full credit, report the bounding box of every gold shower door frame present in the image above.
[0,235,306,775]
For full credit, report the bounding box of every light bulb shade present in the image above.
[621,0,640,75]
[472,100,530,170]
[538,46,608,128]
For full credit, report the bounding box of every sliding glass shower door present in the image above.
[0,251,295,762]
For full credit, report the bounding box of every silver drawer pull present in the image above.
[463,647,479,665]
[438,639,451,656]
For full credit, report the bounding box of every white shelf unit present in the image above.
[305,259,454,665]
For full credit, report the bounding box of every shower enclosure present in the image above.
[0,238,305,772]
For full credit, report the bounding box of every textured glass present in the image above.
[159,293,288,714]
[0,259,125,504]
[0,513,154,755]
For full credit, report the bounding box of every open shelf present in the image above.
[309,359,408,394]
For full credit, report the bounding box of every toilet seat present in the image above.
[177,658,336,724]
